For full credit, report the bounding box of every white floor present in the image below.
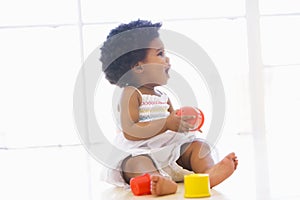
[1,133,300,200]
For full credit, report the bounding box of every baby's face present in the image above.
[139,37,171,86]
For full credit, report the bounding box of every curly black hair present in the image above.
[100,19,162,87]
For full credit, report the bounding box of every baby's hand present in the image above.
[166,110,195,132]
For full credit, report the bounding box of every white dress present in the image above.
[100,87,196,187]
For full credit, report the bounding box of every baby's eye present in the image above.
[157,51,165,57]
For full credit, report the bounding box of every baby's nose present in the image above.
[164,63,171,70]
[166,56,170,64]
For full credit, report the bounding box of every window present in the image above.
[1,0,300,199]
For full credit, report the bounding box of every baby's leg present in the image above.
[121,155,177,196]
[176,141,215,173]
[177,141,238,188]
[205,152,238,187]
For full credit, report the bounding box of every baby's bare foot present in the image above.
[205,152,238,188]
[151,175,177,196]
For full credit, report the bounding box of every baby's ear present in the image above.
[132,65,144,73]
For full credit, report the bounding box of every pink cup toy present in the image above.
[176,106,205,132]
[130,173,151,196]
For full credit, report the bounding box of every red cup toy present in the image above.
[176,106,205,132]
[130,173,151,196]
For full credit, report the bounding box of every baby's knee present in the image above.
[121,155,157,174]
[121,155,157,183]
[123,155,154,168]
[192,140,211,150]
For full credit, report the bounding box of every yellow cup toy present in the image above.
[184,174,211,198]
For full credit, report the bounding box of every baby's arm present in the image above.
[120,87,194,141]
[166,98,195,133]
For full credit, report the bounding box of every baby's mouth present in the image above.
[165,65,171,75]
[165,68,170,77]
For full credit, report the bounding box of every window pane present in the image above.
[0,0,78,25]
[0,27,82,147]
[0,147,91,199]
[264,66,300,137]
[163,19,251,136]
[261,16,300,65]
[81,0,245,23]
[260,0,300,15]
[264,66,300,196]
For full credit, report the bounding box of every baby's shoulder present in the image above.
[121,86,142,102]
[122,86,141,96]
